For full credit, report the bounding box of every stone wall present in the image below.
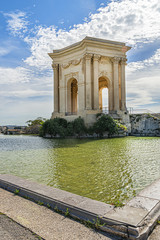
[130,114,160,136]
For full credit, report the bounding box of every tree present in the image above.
[26,117,46,126]
[26,117,47,134]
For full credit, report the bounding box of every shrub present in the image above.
[115,121,127,132]
[93,114,118,137]
[66,122,74,136]
[40,118,68,137]
[40,115,124,138]
[73,117,86,137]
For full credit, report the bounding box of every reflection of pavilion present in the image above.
[48,37,131,125]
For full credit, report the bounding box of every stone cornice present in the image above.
[48,37,131,60]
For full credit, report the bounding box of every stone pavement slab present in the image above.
[126,196,159,212]
[104,205,148,226]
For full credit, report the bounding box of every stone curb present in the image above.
[0,174,160,240]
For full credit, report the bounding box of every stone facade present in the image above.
[48,36,131,126]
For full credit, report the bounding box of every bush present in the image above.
[66,122,74,136]
[40,118,68,137]
[93,114,118,137]
[115,121,127,132]
[40,115,125,138]
[73,117,86,137]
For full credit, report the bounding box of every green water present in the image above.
[0,135,160,204]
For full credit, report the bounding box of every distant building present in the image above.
[0,126,26,135]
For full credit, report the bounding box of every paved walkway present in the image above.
[0,188,122,240]
[0,214,41,240]
[0,188,159,240]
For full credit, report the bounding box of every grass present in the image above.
[111,200,124,208]
[65,208,70,217]
[47,203,51,209]
[37,201,44,206]
[14,189,20,195]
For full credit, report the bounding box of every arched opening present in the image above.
[71,79,78,113]
[67,78,78,115]
[99,77,109,113]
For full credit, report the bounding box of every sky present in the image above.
[0,0,160,125]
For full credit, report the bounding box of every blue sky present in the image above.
[0,0,160,125]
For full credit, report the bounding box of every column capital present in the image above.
[93,54,101,61]
[84,53,93,60]
[52,63,59,70]
[120,57,127,65]
[111,57,121,64]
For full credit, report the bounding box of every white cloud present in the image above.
[127,48,160,74]
[1,0,160,123]
[0,66,32,84]
[22,0,160,71]
[4,11,29,37]
[0,47,11,57]
[126,48,160,109]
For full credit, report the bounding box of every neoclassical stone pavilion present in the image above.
[48,37,131,125]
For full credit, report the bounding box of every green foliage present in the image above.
[65,208,70,217]
[81,217,105,230]
[26,117,46,126]
[115,121,127,132]
[37,201,44,206]
[26,117,47,135]
[47,203,51,208]
[14,189,20,195]
[54,206,62,214]
[87,126,95,135]
[41,115,125,138]
[111,200,124,208]
[93,217,105,229]
[66,122,74,136]
[40,118,68,137]
[23,195,30,200]
[93,114,118,137]
[41,117,86,138]
[96,112,103,118]
[73,117,86,137]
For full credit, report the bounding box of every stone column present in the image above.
[112,57,120,112]
[108,81,113,111]
[121,57,127,111]
[52,63,59,112]
[84,53,93,110]
[93,54,101,110]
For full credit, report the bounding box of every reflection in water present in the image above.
[0,135,160,203]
